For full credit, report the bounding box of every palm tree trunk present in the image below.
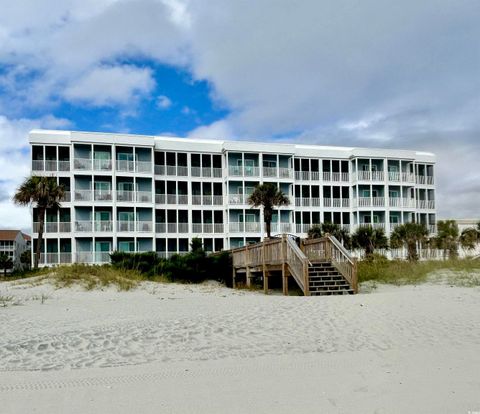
[35,207,46,269]
[266,220,271,239]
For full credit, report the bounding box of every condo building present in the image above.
[29,130,436,265]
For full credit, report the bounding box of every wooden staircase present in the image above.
[231,235,358,296]
[308,262,355,296]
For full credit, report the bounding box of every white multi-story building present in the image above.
[29,129,436,265]
[0,230,30,271]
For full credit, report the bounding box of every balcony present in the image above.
[61,191,71,202]
[32,160,44,171]
[228,166,260,177]
[75,252,110,264]
[32,160,71,172]
[33,222,71,233]
[74,190,93,201]
[75,221,93,232]
[136,161,152,174]
[94,221,113,232]
[354,197,386,208]
[295,224,312,233]
[322,172,350,182]
[388,171,400,182]
[155,194,166,204]
[228,194,245,205]
[93,159,112,171]
[177,223,189,233]
[94,190,113,201]
[136,191,152,203]
[74,158,92,171]
[271,223,293,233]
[117,221,135,232]
[116,190,135,202]
[356,171,385,181]
[154,165,165,175]
[191,167,222,178]
[359,222,386,230]
[401,172,416,183]
[229,222,261,233]
[416,200,436,209]
[137,221,153,232]
[416,175,435,185]
[117,160,135,172]
[155,223,166,233]
[322,198,349,208]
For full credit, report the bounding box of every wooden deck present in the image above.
[231,235,358,296]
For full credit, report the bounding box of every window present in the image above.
[389,190,399,198]
[373,215,380,223]
[362,189,370,197]
[119,211,134,222]
[118,241,135,252]
[118,153,133,162]
[390,215,399,224]
[371,164,378,172]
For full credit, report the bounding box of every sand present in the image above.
[0,277,479,413]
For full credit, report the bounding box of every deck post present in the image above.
[245,245,251,287]
[262,240,268,294]
[281,234,288,295]
[232,265,236,288]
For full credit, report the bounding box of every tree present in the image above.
[307,223,352,249]
[459,227,479,252]
[20,250,32,271]
[0,253,13,276]
[247,183,290,238]
[435,220,459,259]
[390,222,429,261]
[352,226,388,258]
[13,176,64,269]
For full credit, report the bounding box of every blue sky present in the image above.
[0,0,479,229]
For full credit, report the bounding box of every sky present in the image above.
[0,0,479,231]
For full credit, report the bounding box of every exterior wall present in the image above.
[0,232,29,271]
[29,129,437,265]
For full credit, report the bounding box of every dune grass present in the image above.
[358,257,480,286]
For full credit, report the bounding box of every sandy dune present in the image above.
[1,277,479,413]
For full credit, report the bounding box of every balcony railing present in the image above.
[263,167,277,177]
[355,197,386,207]
[32,160,44,171]
[75,221,93,232]
[155,223,166,233]
[61,191,71,202]
[271,223,293,233]
[59,222,71,232]
[388,171,400,181]
[155,194,166,204]
[74,190,92,201]
[167,223,177,233]
[74,158,92,170]
[401,172,416,183]
[228,194,245,205]
[93,159,112,171]
[94,190,113,201]
[229,222,260,232]
[178,223,189,233]
[116,190,135,202]
[416,175,435,185]
[154,165,165,175]
[136,191,152,203]
[136,161,152,174]
[94,221,113,232]
[295,224,312,233]
[117,221,135,232]
[228,166,260,177]
[137,221,153,232]
[117,160,135,172]
[192,223,203,233]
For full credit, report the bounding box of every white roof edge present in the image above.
[27,129,436,159]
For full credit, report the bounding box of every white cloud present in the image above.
[156,95,172,109]
[0,114,72,231]
[63,65,156,106]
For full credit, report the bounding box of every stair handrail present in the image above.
[286,236,309,295]
[326,235,358,293]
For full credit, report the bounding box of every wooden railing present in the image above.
[303,236,358,293]
[231,234,357,295]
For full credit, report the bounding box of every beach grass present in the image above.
[358,257,480,286]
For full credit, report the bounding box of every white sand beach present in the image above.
[1,277,479,413]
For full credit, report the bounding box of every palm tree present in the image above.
[390,222,429,261]
[13,176,64,269]
[459,227,478,252]
[247,183,290,238]
[352,226,388,258]
[307,224,323,239]
[435,220,459,259]
[0,253,13,276]
[308,222,352,249]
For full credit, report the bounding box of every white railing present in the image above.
[94,190,113,201]
[228,194,244,204]
[177,166,189,176]
[357,171,371,181]
[295,224,311,233]
[32,160,44,171]
[417,199,427,209]
[229,222,244,232]
[136,191,152,203]
[167,223,177,233]
[263,167,277,177]
[202,195,212,205]
[426,176,434,185]
[58,160,70,171]
[213,195,223,205]
[93,159,112,171]
[94,221,113,232]
[279,167,293,178]
[136,161,152,173]
[402,198,416,208]
[402,172,416,183]
[61,191,71,202]
[117,221,135,232]
[245,222,261,232]
[116,159,135,172]
[74,190,92,201]
[203,223,213,233]
[45,160,57,171]
[166,166,177,176]
[372,197,385,207]
[191,166,201,177]
[192,195,202,205]
[388,171,400,181]
[212,168,223,178]
[295,171,310,180]
[167,194,177,204]
[310,197,321,207]
[178,223,189,233]
[228,166,243,176]
[416,175,426,184]
[200,167,212,177]
[74,158,92,170]
[137,221,153,232]
[389,197,401,207]
[45,222,58,233]
[356,197,370,207]
[94,252,111,264]
[76,252,94,263]
[116,190,134,202]
[155,223,166,233]
[155,194,166,204]
[75,221,93,232]
[310,171,320,180]
[59,222,71,232]
[427,200,435,209]
[270,223,293,234]
[372,171,384,181]
[154,165,165,175]
[214,223,224,233]
[192,223,203,233]
[177,194,188,204]
[244,166,260,177]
